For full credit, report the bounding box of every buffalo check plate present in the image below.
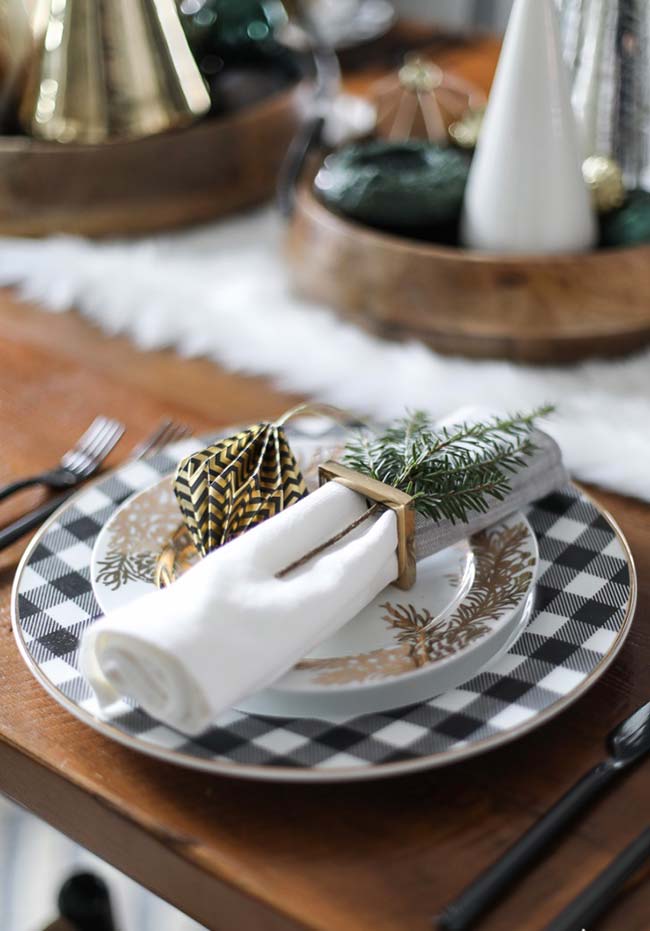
[11,435,637,782]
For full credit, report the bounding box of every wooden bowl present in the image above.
[0,83,306,237]
[287,184,650,364]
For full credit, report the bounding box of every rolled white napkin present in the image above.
[81,425,567,735]
[81,480,398,735]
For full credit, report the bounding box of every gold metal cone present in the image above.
[21,0,210,143]
[0,0,32,127]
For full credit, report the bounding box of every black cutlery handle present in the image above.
[437,761,619,931]
[0,476,43,502]
[0,490,75,549]
[276,114,325,217]
[544,826,650,931]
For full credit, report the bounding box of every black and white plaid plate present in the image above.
[11,447,636,782]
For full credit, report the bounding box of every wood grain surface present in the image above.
[1,33,650,931]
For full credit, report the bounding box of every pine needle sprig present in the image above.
[341,406,554,524]
[275,406,553,579]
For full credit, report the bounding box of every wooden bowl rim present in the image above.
[0,79,309,156]
[298,182,650,268]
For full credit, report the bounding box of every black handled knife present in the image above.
[544,826,650,931]
[0,489,75,550]
[438,700,650,930]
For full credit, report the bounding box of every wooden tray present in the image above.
[287,183,650,364]
[0,83,306,237]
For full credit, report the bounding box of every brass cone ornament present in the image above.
[373,55,485,145]
[21,0,210,143]
[0,0,32,129]
[174,421,308,559]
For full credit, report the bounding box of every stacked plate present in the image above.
[12,424,636,782]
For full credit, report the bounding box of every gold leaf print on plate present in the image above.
[96,487,181,591]
[297,522,535,685]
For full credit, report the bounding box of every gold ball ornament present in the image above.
[582,156,626,213]
[448,107,485,150]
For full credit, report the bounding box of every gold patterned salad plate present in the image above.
[91,462,539,718]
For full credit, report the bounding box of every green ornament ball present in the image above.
[314,140,471,234]
[179,0,287,56]
[600,189,650,248]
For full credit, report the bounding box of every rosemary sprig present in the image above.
[341,407,554,524]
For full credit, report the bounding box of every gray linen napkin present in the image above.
[414,430,567,560]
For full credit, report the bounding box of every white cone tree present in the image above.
[461,0,596,254]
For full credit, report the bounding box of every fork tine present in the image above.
[82,419,122,460]
[162,423,192,447]
[72,416,111,451]
[62,417,117,472]
[133,420,193,461]
[78,421,124,475]
[147,420,181,451]
[65,419,121,475]
[144,422,191,457]
[131,420,175,460]
[60,417,108,471]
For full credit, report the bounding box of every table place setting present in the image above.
[10,405,636,793]
[2,2,650,929]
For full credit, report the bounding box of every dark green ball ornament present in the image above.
[178,0,298,116]
[179,0,287,57]
[314,140,470,234]
[600,189,650,248]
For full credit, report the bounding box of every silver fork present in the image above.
[0,416,125,502]
[129,419,192,461]
[0,419,192,550]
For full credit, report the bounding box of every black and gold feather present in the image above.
[174,423,308,557]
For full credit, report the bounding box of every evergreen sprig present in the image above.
[341,407,554,524]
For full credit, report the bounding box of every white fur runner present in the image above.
[1,208,648,501]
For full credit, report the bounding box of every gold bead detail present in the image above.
[582,156,626,213]
[398,59,442,94]
[448,107,485,150]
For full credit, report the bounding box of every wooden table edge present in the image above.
[0,736,311,931]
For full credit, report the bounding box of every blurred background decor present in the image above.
[373,55,485,145]
[558,0,650,192]
[178,0,300,113]
[285,0,396,50]
[460,0,596,254]
[392,0,511,32]
[0,0,310,235]
[286,0,650,364]
[21,0,210,143]
[0,0,647,359]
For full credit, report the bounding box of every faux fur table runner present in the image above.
[1,208,648,501]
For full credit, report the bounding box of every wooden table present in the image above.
[1,34,650,931]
